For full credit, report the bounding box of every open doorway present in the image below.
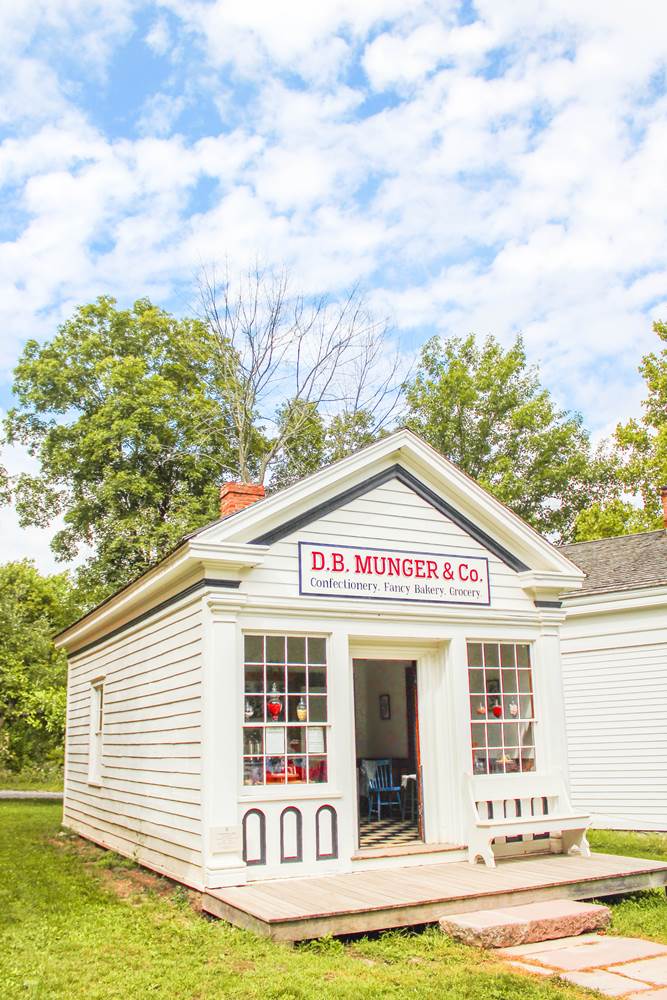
[353,658,423,851]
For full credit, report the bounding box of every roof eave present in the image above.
[53,540,267,651]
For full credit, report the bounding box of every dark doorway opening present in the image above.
[353,658,423,852]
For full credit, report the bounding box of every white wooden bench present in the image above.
[466,772,591,867]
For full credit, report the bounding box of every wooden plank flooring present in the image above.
[203,852,667,941]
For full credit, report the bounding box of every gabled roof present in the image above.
[55,429,584,651]
[560,530,667,597]
[194,428,582,576]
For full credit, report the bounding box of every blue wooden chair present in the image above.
[367,759,402,820]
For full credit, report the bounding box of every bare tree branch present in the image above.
[197,263,405,485]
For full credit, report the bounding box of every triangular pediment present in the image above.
[198,430,581,583]
[250,464,528,573]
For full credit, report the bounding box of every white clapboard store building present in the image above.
[560,525,667,832]
[56,430,592,895]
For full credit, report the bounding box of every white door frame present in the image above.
[347,637,451,848]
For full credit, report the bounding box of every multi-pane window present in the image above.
[243,634,328,786]
[467,641,536,774]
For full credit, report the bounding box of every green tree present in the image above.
[270,400,326,491]
[269,403,383,491]
[3,297,244,600]
[0,560,81,772]
[573,319,667,541]
[405,333,605,540]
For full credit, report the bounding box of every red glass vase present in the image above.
[267,698,282,720]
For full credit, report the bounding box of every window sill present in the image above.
[239,786,341,802]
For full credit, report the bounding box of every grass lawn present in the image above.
[0,768,64,792]
[588,828,667,943]
[2,806,666,1000]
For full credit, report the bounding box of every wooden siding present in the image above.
[562,604,667,829]
[63,599,205,887]
[245,480,533,611]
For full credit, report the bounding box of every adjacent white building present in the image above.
[55,430,589,891]
[561,529,667,831]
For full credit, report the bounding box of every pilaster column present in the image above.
[446,633,471,843]
[201,597,247,888]
[533,616,570,783]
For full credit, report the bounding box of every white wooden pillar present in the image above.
[534,616,570,783]
[201,596,247,888]
[445,633,472,844]
[330,625,357,864]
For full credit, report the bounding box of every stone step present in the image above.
[439,899,611,948]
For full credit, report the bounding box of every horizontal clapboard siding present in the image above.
[246,481,532,610]
[64,599,205,888]
[562,605,667,828]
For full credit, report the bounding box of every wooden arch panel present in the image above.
[315,804,338,860]
[242,808,266,866]
[280,806,303,863]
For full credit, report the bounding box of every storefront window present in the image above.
[467,641,536,774]
[243,634,328,786]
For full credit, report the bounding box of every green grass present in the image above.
[588,828,667,944]
[0,802,589,1000]
[0,766,64,792]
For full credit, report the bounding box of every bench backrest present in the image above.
[467,771,572,822]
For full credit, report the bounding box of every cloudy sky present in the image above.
[2,1,667,572]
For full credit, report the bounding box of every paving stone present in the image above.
[615,957,667,987]
[439,900,610,948]
[561,970,652,996]
[627,990,667,999]
[508,961,554,976]
[526,937,667,972]
[500,934,608,957]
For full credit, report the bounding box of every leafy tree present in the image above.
[269,402,383,490]
[3,297,244,600]
[573,319,667,541]
[270,401,326,491]
[0,560,81,772]
[573,499,654,541]
[405,333,606,540]
[0,465,9,505]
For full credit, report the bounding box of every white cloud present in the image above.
[1,1,667,571]
[145,15,172,56]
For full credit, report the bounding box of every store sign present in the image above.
[298,541,490,606]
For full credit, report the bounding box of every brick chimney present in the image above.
[219,482,265,518]
[661,485,667,529]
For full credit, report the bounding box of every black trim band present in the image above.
[534,600,563,608]
[251,464,530,573]
[69,578,240,659]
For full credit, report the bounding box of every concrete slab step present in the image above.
[439,899,611,949]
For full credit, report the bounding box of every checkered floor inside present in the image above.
[359,814,421,849]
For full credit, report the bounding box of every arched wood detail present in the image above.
[315,804,338,860]
[279,806,303,863]
[242,808,266,866]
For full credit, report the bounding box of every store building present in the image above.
[56,429,590,892]
[561,525,667,831]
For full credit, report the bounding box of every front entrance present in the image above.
[353,658,423,851]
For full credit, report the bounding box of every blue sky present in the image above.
[1,1,667,570]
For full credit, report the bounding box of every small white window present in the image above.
[88,680,105,784]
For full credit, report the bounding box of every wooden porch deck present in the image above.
[203,852,667,941]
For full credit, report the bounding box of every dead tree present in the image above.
[197,264,404,485]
